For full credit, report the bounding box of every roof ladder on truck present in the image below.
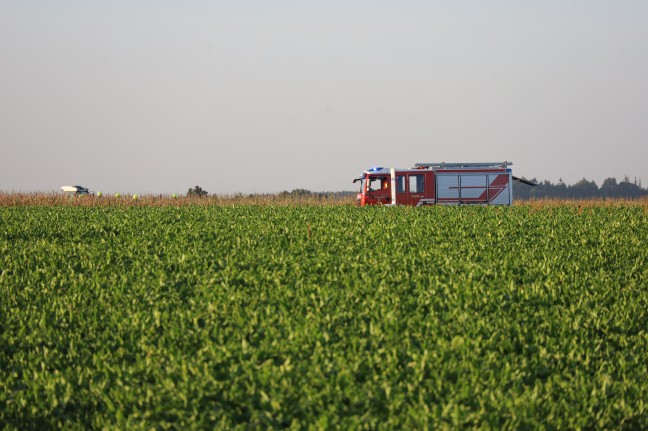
[414,162,513,169]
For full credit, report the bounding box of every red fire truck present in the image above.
[353,162,536,206]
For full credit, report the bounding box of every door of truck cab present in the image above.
[365,175,392,205]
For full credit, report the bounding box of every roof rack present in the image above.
[414,162,512,169]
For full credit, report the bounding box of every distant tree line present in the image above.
[514,176,647,200]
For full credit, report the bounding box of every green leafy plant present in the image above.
[0,205,646,429]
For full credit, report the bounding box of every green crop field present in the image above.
[1,205,647,429]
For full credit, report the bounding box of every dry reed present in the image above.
[1,193,646,208]
[0,192,357,207]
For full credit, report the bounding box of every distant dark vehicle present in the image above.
[61,185,93,196]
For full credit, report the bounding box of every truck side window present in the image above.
[368,177,386,192]
[409,174,424,193]
[396,176,405,193]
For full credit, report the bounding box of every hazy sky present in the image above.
[2,1,647,194]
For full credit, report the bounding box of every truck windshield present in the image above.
[367,176,388,192]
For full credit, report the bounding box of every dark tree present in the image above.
[600,177,618,196]
[616,180,644,199]
[289,189,313,197]
[569,178,598,199]
[187,185,208,197]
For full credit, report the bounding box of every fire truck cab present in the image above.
[354,162,531,206]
